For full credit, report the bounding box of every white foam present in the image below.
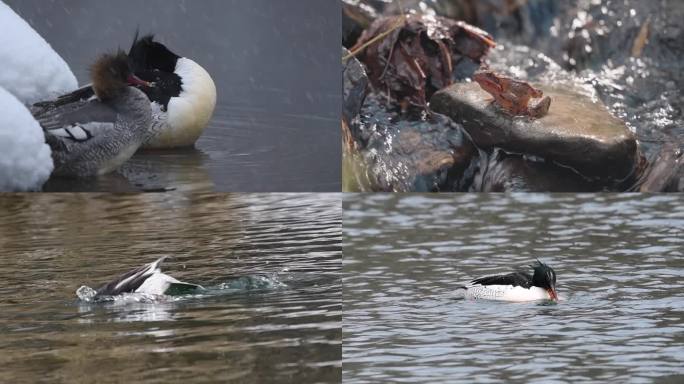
[76,285,97,302]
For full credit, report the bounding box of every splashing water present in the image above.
[75,285,97,302]
[75,274,288,304]
[216,274,288,292]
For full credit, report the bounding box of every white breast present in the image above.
[143,57,217,148]
[135,272,181,296]
[97,141,141,175]
[0,2,77,104]
[0,86,53,191]
[464,284,551,302]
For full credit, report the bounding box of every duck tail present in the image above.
[149,256,169,271]
[452,285,468,300]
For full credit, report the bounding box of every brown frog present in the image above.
[473,70,551,118]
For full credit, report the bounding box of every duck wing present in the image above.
[32,84,96,113]
[33,96,118,148]
[34,96,117,130]
[470,271,533,288]
[95,257,167,297]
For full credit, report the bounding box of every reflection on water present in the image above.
[6,0,341,192]
[44,148,214,192]
[344,194,684,383]
[0,193,341,383]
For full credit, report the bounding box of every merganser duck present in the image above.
[0,2,77,104]
[460,260,558,302]
[77,256,203,300]
[128,34,216,149]
[0,86,53,191]
[31,52,153,177]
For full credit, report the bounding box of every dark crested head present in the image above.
[129,33,181,73]
[127,33,185,108]
[531,259,558,300]
[90,51,151,100]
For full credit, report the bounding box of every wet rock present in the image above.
[430,81,639,180]
[633,143,683,192]
[363,125,475,192]
[473,149,602,192]
[342,48,372,191]
[342,48,369,125]
[347,94,477,192]
[342,48,369,152]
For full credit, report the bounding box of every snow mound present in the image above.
[0,86,53,191]
[0,2,78,104]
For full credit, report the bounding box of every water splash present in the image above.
[216,274,288,292]
[75,274,287,304]
[75,285,97,302]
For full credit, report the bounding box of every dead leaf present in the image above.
[352,14,495,107]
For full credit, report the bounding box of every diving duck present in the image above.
[78,256,203,299]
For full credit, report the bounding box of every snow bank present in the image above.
[0,2,77,104]
[0,86,53,191]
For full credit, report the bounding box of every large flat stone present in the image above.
[430,82,639,180]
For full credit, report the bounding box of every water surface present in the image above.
[7,0,341,192]
[0,193,341,383]
[344,194,684,383]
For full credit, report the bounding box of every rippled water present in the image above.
[7,0,341,192]
[344,194,684,383]
[0,193,341,383]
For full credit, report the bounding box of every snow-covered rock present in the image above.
[0,2,77,105]
[0,86,53,191]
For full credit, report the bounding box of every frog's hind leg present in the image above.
[530,96,552,118]
[500,91,527,115]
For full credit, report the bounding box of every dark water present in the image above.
[7,0,341,192]
[0,193,341,383]
[344,194,684,383]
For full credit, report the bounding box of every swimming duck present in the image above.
[32,51,153,177]
[128,34,216,149]
[79,256,203,299]
[459,260,558,302]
